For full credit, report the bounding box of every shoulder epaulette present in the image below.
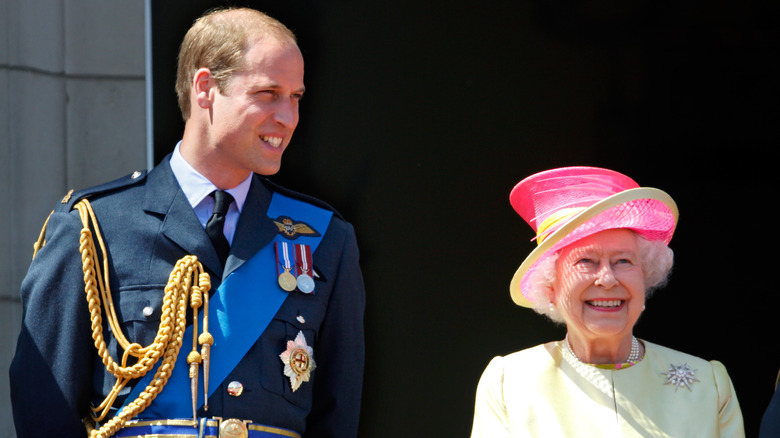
[55,169,148,212]
[258,176,345,221]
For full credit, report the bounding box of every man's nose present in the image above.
[274,100,298,128]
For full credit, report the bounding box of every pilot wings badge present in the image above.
[273,216,321,240]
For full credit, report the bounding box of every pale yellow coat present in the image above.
[471,340,744,437]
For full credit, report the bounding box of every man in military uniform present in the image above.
[10,7,365,438]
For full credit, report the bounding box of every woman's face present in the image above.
[550,228,646,343]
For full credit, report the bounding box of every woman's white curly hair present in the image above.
[524,231,673,323]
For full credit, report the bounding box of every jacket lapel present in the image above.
[223,175,278,278]
[142,158,223,276]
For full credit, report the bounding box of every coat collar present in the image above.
[142,157,278,279]
[224,175,278,278]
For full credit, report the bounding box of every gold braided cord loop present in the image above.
[70,199,211,438]
[32,210,54,260]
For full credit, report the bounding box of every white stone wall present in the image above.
[0,2,146,436]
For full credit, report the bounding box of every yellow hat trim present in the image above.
[535,207,585,245]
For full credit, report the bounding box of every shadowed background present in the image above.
[150,1,779,436]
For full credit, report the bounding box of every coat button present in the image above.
[227,381,244,397]
[142,306,154,317]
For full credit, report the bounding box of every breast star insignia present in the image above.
[273,216,321,239]
[279,331,316,392]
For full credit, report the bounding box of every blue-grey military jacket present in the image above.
[10,157,366,438]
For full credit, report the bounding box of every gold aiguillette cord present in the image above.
[30,199,214,438]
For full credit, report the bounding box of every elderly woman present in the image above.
[471,167,745,437]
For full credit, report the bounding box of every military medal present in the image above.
[279,331,316,392]
[295,243,315,294]
[275,242,298,292]
[279,269,297,292]
[296,273,314,294]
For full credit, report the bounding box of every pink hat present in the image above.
[509,166,679,307]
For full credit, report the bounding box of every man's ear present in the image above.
[193,68,216,109]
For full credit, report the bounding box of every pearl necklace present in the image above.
[565,335,641,364]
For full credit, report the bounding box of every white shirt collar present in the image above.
[169,141,252,212]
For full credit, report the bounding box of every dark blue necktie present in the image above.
[206,190,234,267]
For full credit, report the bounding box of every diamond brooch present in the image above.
[662,363,700,392]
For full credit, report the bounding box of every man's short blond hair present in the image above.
[175,7,297,120]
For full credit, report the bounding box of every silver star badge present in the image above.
[662,363,700,392]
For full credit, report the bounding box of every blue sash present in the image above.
[122,192,333,418]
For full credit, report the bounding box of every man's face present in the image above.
[207,37,305,178]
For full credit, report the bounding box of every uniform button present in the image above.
[142,306,154,317]
[227,381,244,397]
[131,170,142,179]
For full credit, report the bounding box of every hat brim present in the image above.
[509,187,679,307]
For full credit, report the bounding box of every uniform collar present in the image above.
[169,141,251,213]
